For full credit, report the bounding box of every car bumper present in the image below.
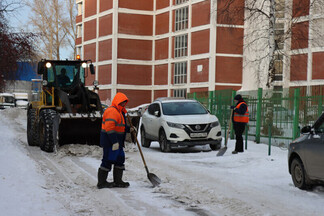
[165,126,222,146]
[168,138,222,146]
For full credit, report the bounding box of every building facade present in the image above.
[75,0,324,107]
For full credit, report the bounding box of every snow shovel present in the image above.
[126,114,161,187]
[217,108,234,156]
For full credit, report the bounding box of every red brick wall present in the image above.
[85,66,96,86]
[292,0,309,17]
[156,0,169,10]
[99,14,112,37]
[154,64,168,85]
[216,57,242,83]
[85,0,97,18]
[98,39,112,61]
[76,15,82,24]
[190,87,208,93]
[192,0,210,27]
[100,0,113,12]
[84,19,97,41]
[155,38,169,60]
[312,52,324,79]
[98,65,111,85]
[191,30,210,55]
[118,39,152,60]
[156,12,169,35]
[118,13,153,36]
[216,27,243,54]
[154,90,168,100]
[217,0,244,25]
[117,64,152,85]
[191,58,209,83]
[84,43,96,62]
[117,89,151,107]
[290,54,308,81]
[75,38,82,45]
[215,85,241,91]
[98,89,111,102]
[291,21,309,50]
[119,0,153,10]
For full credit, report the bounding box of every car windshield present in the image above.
[47,63,85,88]
[162,101,207,115]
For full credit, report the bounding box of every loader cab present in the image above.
[38,60,88,89]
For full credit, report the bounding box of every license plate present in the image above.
[190,133,207,138]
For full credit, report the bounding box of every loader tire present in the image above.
[27,109,40,146]
[39,109,59,153]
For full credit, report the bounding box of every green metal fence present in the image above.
[188,88,324,147]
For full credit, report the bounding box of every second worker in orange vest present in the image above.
[231,94,249,154]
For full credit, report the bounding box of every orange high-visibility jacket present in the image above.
[233,102,249,123]
[101,93,129,146]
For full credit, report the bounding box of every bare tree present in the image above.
[0,1,36,92]
[217,0,324,89]
[28,0,76,60]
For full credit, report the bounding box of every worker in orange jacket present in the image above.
[231,94,249,154]
[97,92,133,188]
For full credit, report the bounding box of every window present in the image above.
[77,25,82,38]
[173,89,186,98]
[175,7,188,31]
[174,62,187,84]
[148,103,160,116]
[174,34,188,58]
[175,0,188,5]
[77,2,83,16]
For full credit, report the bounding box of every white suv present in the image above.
[140,98,222,152]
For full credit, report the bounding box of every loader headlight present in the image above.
[210,121,219,128]
[167,122,185,129]
[42,80,48,86]
[82,62,87,68]
[45,62,52,68]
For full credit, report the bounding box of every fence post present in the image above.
[208,91,214,112]
[293,88,300,140]
[193,92,197,100]
[268,123,271,156]
[255,88,263,143]
[245,124,248,150]
[230,90,236,139]
[318,95,323,116]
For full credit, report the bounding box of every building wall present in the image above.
[78,0,324,107]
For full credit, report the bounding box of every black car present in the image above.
[288,112,324,190]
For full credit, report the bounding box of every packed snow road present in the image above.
[1,108,324,216]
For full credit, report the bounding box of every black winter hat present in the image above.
[234,94,242,100]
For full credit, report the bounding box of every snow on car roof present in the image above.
[154,97,196,103]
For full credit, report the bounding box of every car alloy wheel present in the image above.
[159,130,170,152]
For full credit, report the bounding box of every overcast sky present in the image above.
[6,0,71,60]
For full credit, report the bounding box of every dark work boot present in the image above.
[97,167,114,189]
[113,168,130,188]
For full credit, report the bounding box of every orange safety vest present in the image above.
[233,102,249,123]
[101,92,128,135]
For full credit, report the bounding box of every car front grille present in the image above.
[186,124,208,132]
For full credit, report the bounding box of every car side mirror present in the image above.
[154,111,160,117]
[301,126,311,134]
[37,62,45,75]
[90,63,95,75]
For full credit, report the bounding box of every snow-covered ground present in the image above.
[1,108,324,216]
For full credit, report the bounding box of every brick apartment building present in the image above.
[75,0,324,107]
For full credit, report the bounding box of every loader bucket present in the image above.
[58,117,101,146]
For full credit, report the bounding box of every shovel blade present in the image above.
[216,147,227,156]
[148,173,161,187]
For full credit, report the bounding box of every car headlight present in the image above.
[210,121,219,127]
[167,122,185,129]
